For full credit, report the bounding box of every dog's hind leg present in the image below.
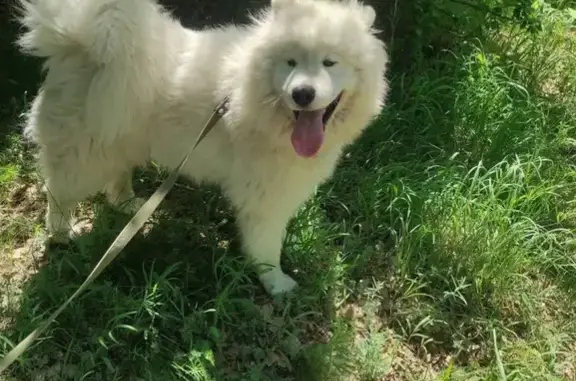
[44,170,92,243]
[40,147,120,243]
[45,187,81,243]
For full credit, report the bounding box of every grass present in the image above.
[2,1,576,380]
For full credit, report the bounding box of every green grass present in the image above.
[2,2,576,380]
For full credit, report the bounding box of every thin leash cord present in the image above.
[0,97,229,374]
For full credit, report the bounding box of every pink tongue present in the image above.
[291,110,325,158]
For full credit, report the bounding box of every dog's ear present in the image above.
[360,4,376,27]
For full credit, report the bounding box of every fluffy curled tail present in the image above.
[17,0,173,144]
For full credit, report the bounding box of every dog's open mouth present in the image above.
[291,92,343,158]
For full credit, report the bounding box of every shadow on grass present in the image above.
[3,171,356,380]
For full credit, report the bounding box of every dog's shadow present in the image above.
[48,165,250,304]
[4,165,352,380]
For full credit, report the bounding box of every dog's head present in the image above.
[225,0,388,158]
[270,41,354,158]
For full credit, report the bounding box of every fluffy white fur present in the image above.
[17,0,388,295]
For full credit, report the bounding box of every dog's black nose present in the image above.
[292,86,316,107]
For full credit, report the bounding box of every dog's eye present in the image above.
[287,59,297,67]
[323,59,337,67]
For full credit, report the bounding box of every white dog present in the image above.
[17,0,388,295]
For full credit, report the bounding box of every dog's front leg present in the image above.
[236,209,297,296]
[104,170,146,213]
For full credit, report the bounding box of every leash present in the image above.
[0,97,230,373]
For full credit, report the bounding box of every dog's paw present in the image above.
[48,231,73,244]
[47,219,88,244]
[259,269,298,296]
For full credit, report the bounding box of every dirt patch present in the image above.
[0,181,47,328]
[0,236,46,330]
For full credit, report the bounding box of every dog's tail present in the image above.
[17,0,172,144]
